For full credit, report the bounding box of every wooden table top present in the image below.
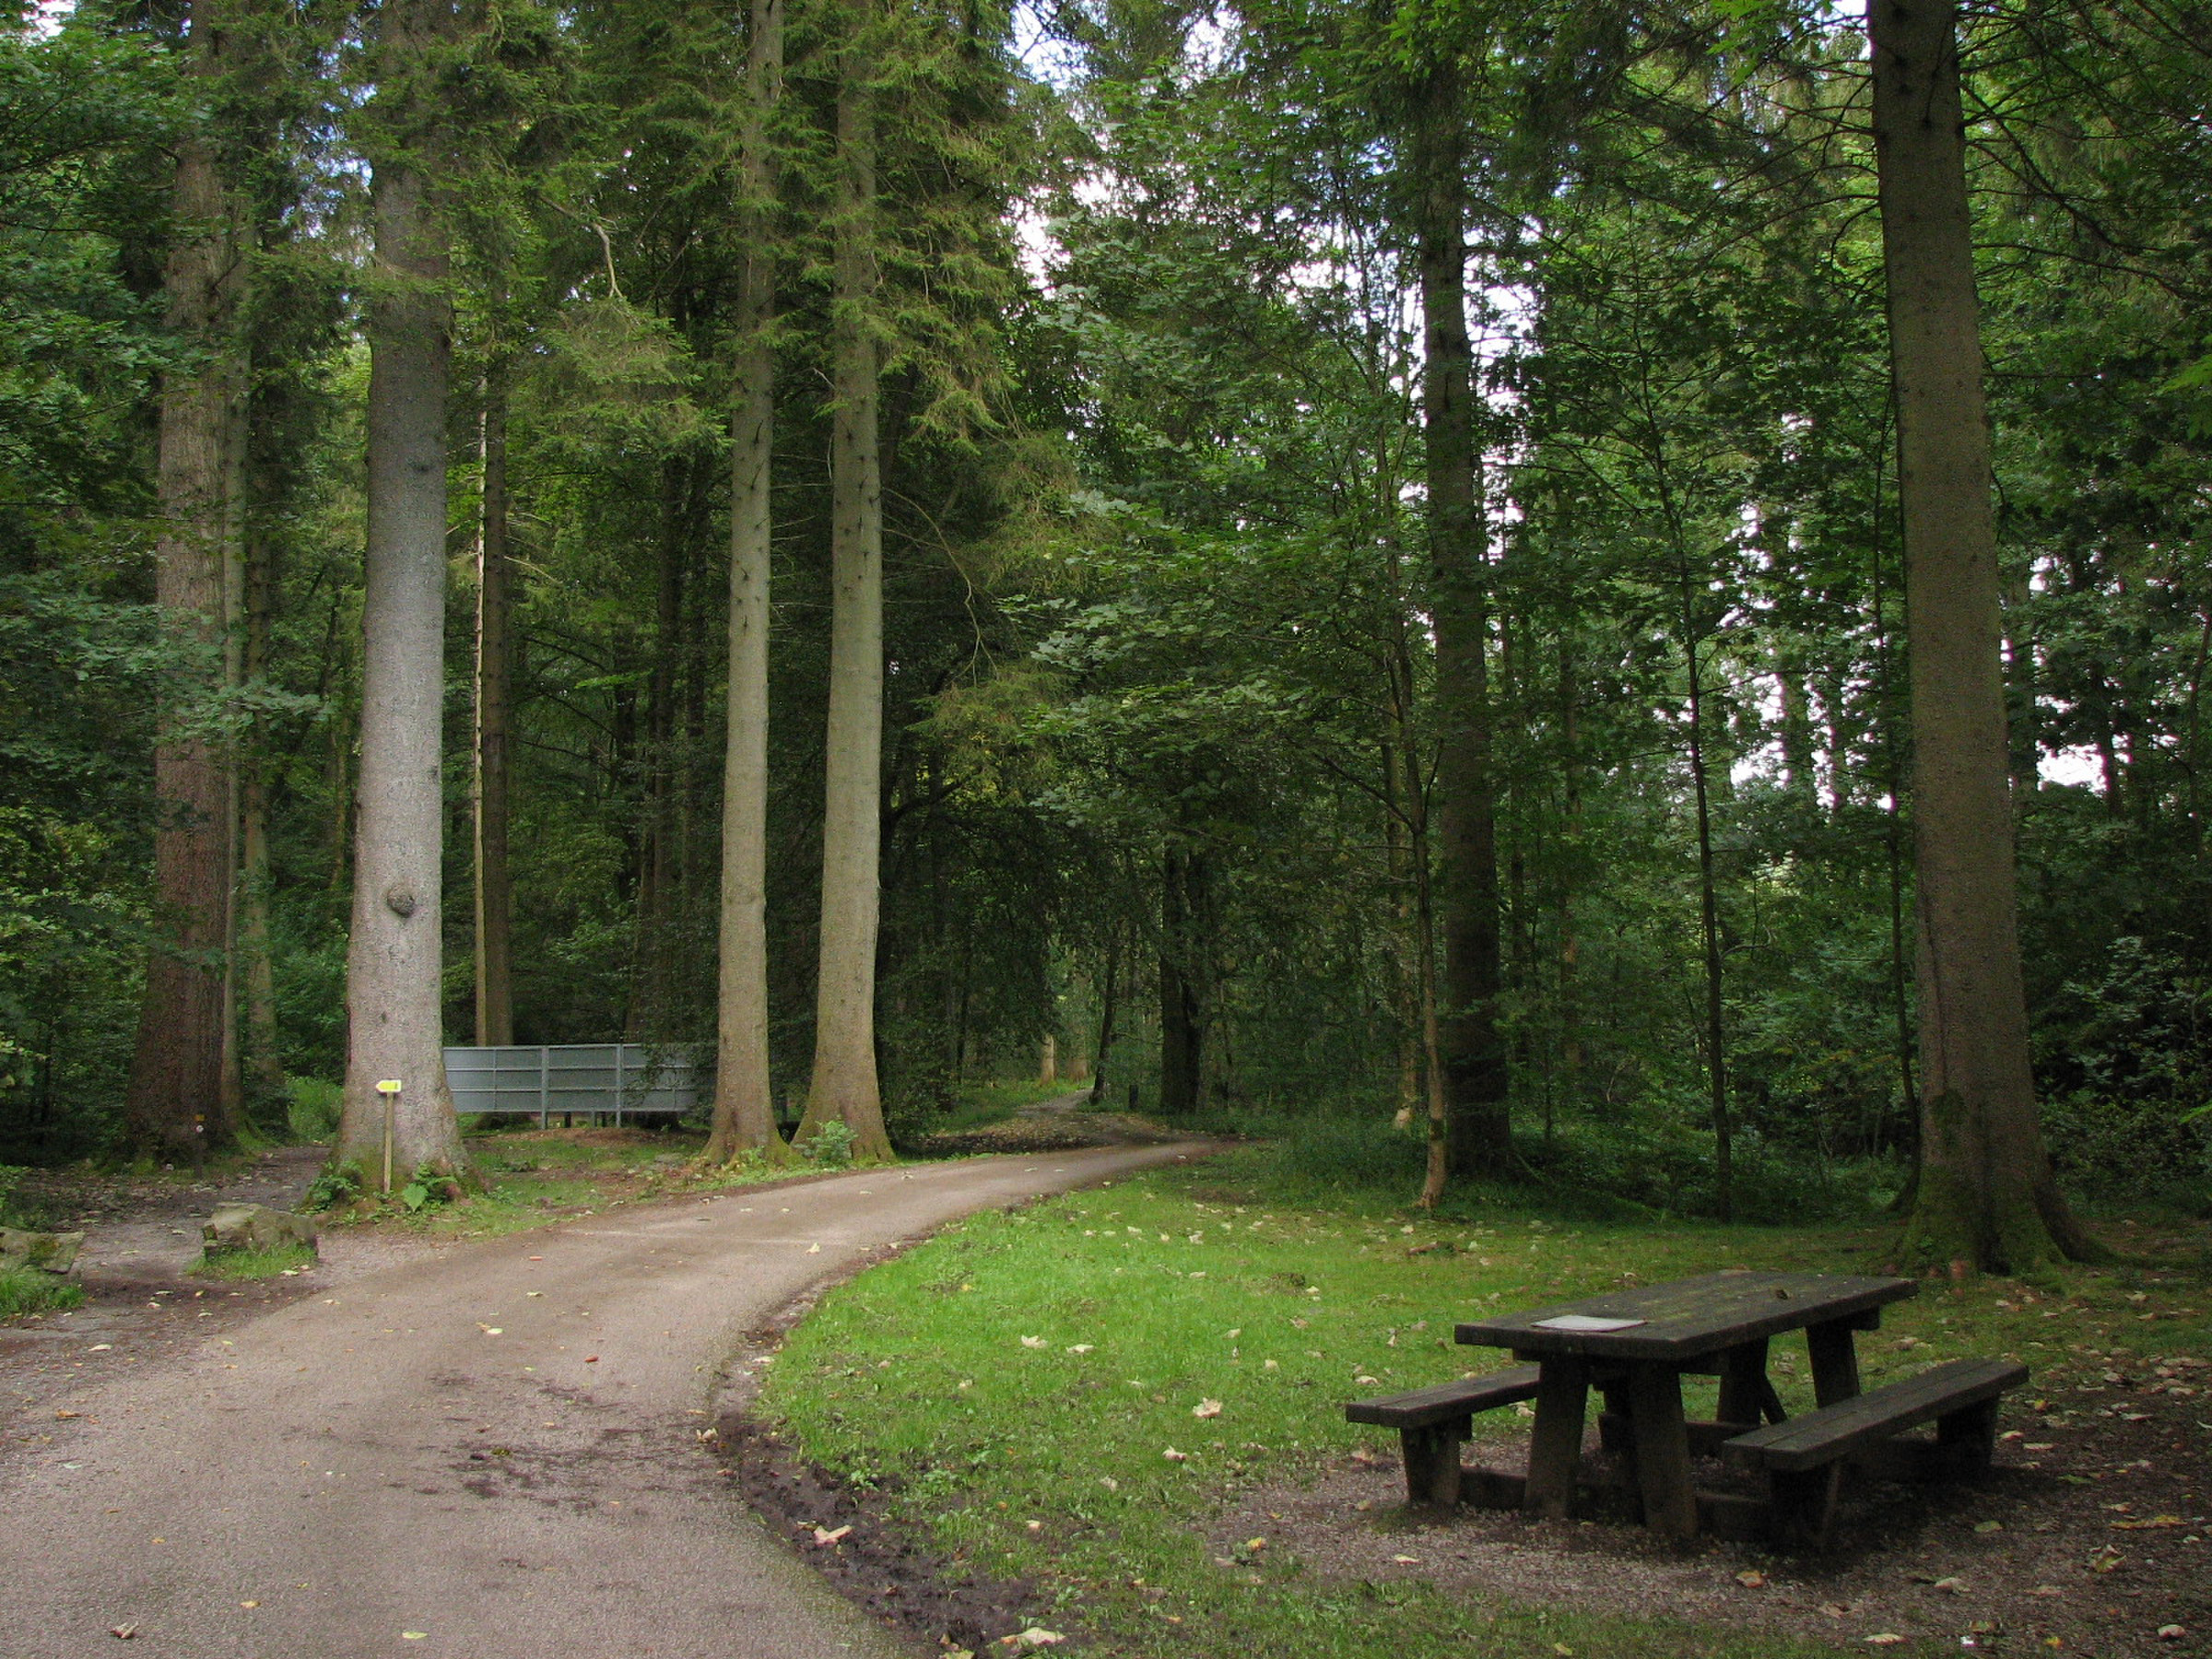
[1456,1269,1917,1361]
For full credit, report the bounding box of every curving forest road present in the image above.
[0,1144,1206,1658]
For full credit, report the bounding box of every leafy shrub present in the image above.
[800,1120,859,1169]
[300,1162,360,1212]
[288,1077,343,1142]
[2041,1088,2212,1214]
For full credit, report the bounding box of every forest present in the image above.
[2,0,2207,1266]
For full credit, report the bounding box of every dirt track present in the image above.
[0,1144,1206,1658]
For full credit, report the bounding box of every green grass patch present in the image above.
[190,1241,319,1280]
[0,1265,87,1318]
[321,1125,880,1243]
[757,1145,2207,1659]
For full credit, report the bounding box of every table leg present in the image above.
[1806,1319,1861,1406]
[1625,1364,1698,1541]
[1716,1338,1769,1426]
[1524,1357,1589,1522]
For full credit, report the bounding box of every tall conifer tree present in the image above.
[336,0,465,1182]
[124,0,250,1160]
[796,0,893,1160]
[709,0,791,1162]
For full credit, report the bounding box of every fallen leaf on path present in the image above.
[806,1244,820,1254]
[812,1524,853,1546]
[402,1633,428,1641]
[1973,1519,2004,1534]
[1391,1554,1420,1564]
[998,1630,1064,1650]
[582,1355,598,1363]
[55,1410,78,1419]
[1735,1571,1767,1588]
[108,1626,136,1640]
[1864,1636,1906,1647]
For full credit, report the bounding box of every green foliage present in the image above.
[300,1163,362,1213]
[798,1118,859,1169]
[287,1077,344,1143]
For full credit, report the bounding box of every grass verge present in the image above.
[189,1241,319,1280]
[755,1145,2207,1659]
[0,1265,87,1319]
[324,1125,920,1243]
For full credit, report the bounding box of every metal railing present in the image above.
[441,1044,700,1126]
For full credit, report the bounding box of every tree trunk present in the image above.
[237,498,286,1128]
[1089,928,1119,1105]
[708,0,789,1164]
[1158,845,1206,1117]
[796,37,892,1162]
[1870,0,2089,1269]
[1684,631,1733,1221]
[474,354,515,1047]
[124,0,246,1163]
[336,53,463,1183]
[1413,63,1509,1181]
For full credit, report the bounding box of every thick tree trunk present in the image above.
[796,41,892,1162]
[709,0,789,1164]
[335,100,463,1183]
[1413,65,1509,1181]
[124,6,246,1162]
[1870,0,2089,1269]
[474,355,514,1047]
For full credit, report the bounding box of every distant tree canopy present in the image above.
[1,0,2206,1236]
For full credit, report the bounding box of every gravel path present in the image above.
[0,1143,1208,1658]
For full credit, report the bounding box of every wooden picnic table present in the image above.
[1455,1269,1918,1540]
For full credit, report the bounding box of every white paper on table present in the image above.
[1530,1314,1647,1333]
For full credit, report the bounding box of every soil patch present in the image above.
[906,1091,1188,1158]
[1231,1376,2210,1655]
[713,1251,1079,1655]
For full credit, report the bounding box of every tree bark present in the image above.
[124,0,247,1162]
[474,354,514,1047]
[237,495,286,1127]
[1158,845,1206,1117]
[336,19,463,1182]
[796,31,893,1161]
[1088,928,1119,1106]
[1870,0,2090,1269]
[1412,62,1509,1181]
[1684,629,1733,1221]
[709,0,789,1164]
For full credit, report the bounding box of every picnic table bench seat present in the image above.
[1724,1357,2028,1544]
[1346,1365,1543,1505]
